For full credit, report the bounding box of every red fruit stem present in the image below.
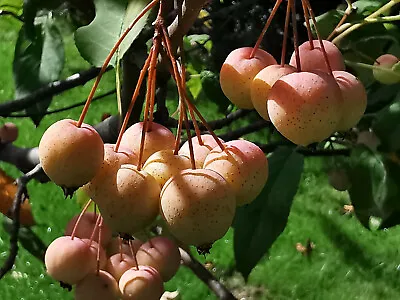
[290,0,301,72]
[180,61,203,145]
[96,217,103,274]
[174,99,185,155]
[280,0,291,66]
[89,213,102,244]
[70,199,93,240]
[305,0,333,76]
[148,68,157,130]
[160,23,225,151]
[301,0,314,50]
[182,99,196,169]
[250,0,282,59]
[76,0,158,128]
[129,239,139,271]
[327,0,353,41]
[114,48,153,152]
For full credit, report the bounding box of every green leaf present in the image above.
[345,146,400,228]
[200,70,230,113]
[74,0,150,67]
[373,95,400,151]
[233,147,304,279]
[312,9,344,39]
[13,16,64,125]
[353,0,386,15]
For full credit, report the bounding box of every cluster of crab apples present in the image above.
[220,39,371,146]
[38,116,268,290]
[45,211,181,299]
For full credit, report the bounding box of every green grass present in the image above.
[1,15,400,300]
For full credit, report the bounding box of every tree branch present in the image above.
[0,67,112,116]
[219,119,270,141]
[179,248,237,300]
[0,164,43,279]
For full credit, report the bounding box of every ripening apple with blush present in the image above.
[220,47,277,109]
[75,270,120,300]
[373,54,400,85]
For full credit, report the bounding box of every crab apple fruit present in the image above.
[83,239,107,269]
[64,212,112,247]
[178,134,225,168]
[0,122,18,143]
[44,236,98,284]
[96,164,161,235]
[220,47,277,109]
[373,54,400,84]
[267,71,343,146]
[83,143,137,202]
[75,270,120,300]
[160,169,236,248]
[39,119,104,188]
[135,236,181,282]
[333,71,367,131]
[106,237,143,257]
[204,140,268,206]
[106,253,138,281]
[289,40,345,72]
[120,122,175,163]
[143,150,191,187]
[250,64,297,121]
[119,266,164,300]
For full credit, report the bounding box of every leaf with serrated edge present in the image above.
[233,147,304,279]
[74,0,150,67]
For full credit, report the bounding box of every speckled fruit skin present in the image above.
[220,47,277,109]
[333,71,367,131]
[135,236,181,282]
[203,139,268,206]
[0,122,18,143]
[64,212,112,247]
[251,64,297,121]
[120,122,175,163]
[160,169,236,247]
[75,270,120,300]
[119,266,164,300]
[106,253,138,281]
[267,71,343,146]
[289,40,345,73]
[143,150,191,188]
[39,119,104,188]
[44,236,98,284]
[83,143,137,204]
[96,164,161,235]
[373,54,400,84]
[179,134,225,168]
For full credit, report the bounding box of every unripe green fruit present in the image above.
[44,236,98,284]
[220,47,277,109]
[179,134,225,168]
[120,122,175,163]
[143,150,191,188]
[250,64,297,121]
[64,212,112,247]
[290,40,345,72]
[333,71,367,131]
[0,122,18,143]
[119,266,164,300]
[96,164,161,235]
[106,253,138,281]
[160,169,236,247]
[75,270,120,300]
[373,54,400,85]
[204,139,268,206]
[135,236,181,282]
[267,71,343,146]
[39,119,104,188]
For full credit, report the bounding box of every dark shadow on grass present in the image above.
[320,214,400,292]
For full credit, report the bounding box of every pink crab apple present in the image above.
[220,47,277,109]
